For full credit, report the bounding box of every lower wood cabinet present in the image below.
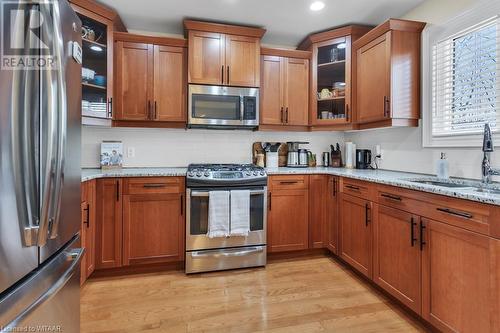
[340,193,372,278]
[268,176,309,252]
[309,175,328,248]
[327,176,339,253]
[81,180,96,284]
[95,178,123,269]
[123,193,184,265]
[95,177,185,270]
[373,204,421,314]
[421,218,500,333]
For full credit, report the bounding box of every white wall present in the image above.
[344,0,500,180]
[82,127,343,168]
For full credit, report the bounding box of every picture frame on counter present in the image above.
[100,141,123,170]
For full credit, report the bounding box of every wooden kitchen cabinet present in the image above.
[339,193,372,278]
[298,25,372,130]
[268,176,309,252]
[185,20,265,87]
[373,204,421,314]
[95,178,123,269]
[327,176,339,253]
[421,218,500,333]
[309,175,328,248]
[122,177,185,265]
[114,41,153,121]
[260,49,310,129]
[113,33,187,126]
[353,19,425,129]
[80,180,96,284]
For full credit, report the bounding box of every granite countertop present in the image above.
[81,167,500,206]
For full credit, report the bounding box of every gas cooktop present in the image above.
[186,164,267,187]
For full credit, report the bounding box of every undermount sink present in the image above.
[406,179,473,188]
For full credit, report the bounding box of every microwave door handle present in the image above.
[240,96,244,121]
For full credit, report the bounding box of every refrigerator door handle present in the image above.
[47,3,68,241]
[11,9,41,247]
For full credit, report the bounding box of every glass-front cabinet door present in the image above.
[312,36,352,126]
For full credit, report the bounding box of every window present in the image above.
[422,1,500,147]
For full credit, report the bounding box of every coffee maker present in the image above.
[356,149,372,169]
[287,142,309,168]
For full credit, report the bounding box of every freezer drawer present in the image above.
[0,236,83,332]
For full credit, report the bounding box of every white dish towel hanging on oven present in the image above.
[229,190,250,236]
[207,191,230,238]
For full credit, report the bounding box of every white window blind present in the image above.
[431,16,500,138]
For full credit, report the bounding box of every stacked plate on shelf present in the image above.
[82,100,107,118]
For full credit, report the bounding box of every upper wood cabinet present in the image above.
[298,25,373,130]
[352,19,426,130]
[268,175,309,253]
[185,20,265,87]
[70,0,127,126]
[260,48,311,129]
[114,33,187,126]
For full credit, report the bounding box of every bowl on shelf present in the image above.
[93,75,106,87]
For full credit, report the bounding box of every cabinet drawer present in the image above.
[270,175,309,190]
[340,178,374,200]
[377,185,492,236]
[123,177,184,195]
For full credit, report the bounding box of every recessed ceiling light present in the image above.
[90,45,103,52]
[310,1,325,11]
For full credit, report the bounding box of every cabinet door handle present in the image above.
[280,107,284,123]
[333,178,337,197]
[107,97,113,118]
[345,103,349,122]
[154,101,158,120]
[268,192,272,211]
[410,217,417,247]
[419,220,426,251]
[221,66,224,84]
[381,193,402,202]
[83,204,90,228]
[365,203,370,226]
[143,183,167,188]
[346,185,360,191]
[279,181,298,185]
[147,100,151,120]
[383,96,390,117]
[227,66,230,84]
[285,107,289,123]
[116,181,120,202]
[180,194,184,216]
[436,207,473,219]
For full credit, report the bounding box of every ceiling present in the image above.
[100,0,425,46]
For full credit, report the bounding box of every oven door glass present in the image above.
[189,191,264,235]
[191,94,241,120]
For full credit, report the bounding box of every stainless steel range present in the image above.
[185,164,267,273]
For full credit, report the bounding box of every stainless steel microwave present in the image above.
[188,84,259,129]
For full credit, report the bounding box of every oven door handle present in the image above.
[190,247,264,258]
[190,189,266,197]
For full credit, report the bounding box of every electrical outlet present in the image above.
[127,147,135,158]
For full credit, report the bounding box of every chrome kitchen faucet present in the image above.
[482,123,500,184]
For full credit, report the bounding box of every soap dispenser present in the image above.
[436,152,449,179]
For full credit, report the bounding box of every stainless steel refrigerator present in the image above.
[0,0,83,331]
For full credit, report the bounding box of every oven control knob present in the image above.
[196,172,202,177]
[260,171,265,176]
[204,172,210,177]
[188,172,195,177]
[245,171,252,176]
[253,171,258,176]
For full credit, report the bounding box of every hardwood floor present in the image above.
[80,256,427,332]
